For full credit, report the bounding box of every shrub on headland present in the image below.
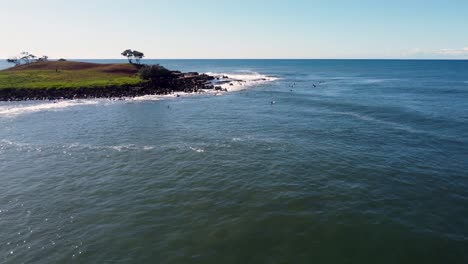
[138,64,173,82]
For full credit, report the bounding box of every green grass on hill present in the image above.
[0,61,144,89]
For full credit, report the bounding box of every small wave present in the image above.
[325,77,402,84]
[326,110,426,134]
[111,144,154,151]
[323,110,466,143]
[189,147,205,153]
[358,79,388,84]
[67,143,155,152]
[0,140,157,153]
[130,92,191,101]
[0,139,42,152]
[129,94,164,101]
[130,94,166,102]
[131,91,207,101]
[1,139,25,148]
[0,100,99,117]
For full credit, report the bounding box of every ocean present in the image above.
[1,60,467,263]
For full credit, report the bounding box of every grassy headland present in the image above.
[0,61,143,89]
[0,60,217,101]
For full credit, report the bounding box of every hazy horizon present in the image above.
[1,0,467,59]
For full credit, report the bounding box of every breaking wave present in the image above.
[0,100,99,117]
[130,71,280,101]
[206,70,280,92]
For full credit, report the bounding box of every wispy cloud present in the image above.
[437,48,468,56]
[403,47,468,58]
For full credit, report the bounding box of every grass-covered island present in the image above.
[0,59,221,101]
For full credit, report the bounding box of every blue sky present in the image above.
[1,0,467,59]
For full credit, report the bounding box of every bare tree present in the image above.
[19,52,38,64]
[20,51,30,64]
[6,52,47,67]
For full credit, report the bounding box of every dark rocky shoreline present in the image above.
[0,71,223,101]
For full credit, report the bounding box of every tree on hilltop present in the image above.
[121,49,145,64]
[19,52,37,64]
[132,50,144,65]
[121,49,134,63]
[37,55,49,62]
[6,51,48,67]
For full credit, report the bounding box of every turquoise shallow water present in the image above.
[0,60,468,263]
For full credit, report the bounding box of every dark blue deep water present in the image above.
[1,60,468,263]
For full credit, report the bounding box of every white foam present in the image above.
[130,71,278,101]
[0,139,42,152]
[67,143,155,152]
[128,95,162,101]
[126,71,279,101]
[108,144,154,151]
[0,100,99,117]
[130,91,206,101]
[130,94,165,101]
[1,140,158,153]
[206,70,280,92]
[189,147,205,153]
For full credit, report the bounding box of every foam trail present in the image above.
[0,100,99,117]
[130,92,197,101]
[324,77,402,84]
[321,109,465,143]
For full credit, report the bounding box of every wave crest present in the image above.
[0,100,99,117]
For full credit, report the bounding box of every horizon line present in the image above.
[2,58,468,61]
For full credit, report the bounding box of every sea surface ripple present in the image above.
[0,60,467,263]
